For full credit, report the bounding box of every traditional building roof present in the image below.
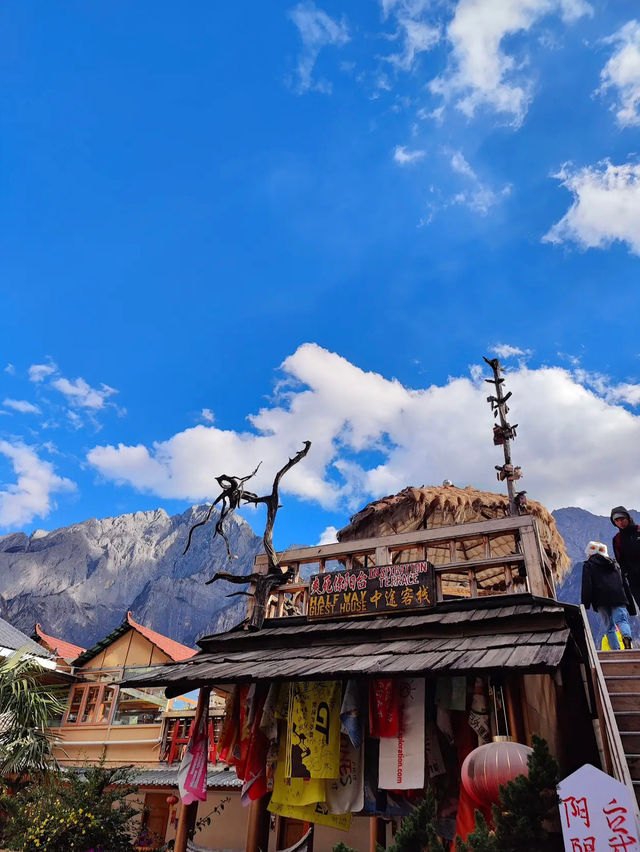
[0,615,52,660]
[73,611,197,667]
[338,484,570,581]
[123,594,580,697]
[130,765,241,789]
[33,623,86,661]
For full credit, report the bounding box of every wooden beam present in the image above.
[254,515,539,567]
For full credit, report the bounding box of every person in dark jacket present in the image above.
[581,540,635,650]
[611,505,640,609]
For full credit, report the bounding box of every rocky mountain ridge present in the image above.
[0,505,262,649]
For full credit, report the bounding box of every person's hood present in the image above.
[611,506,632,526]
[587,552,617,570]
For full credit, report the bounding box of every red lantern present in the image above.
[166,794,178,806]
[461,738,532,807]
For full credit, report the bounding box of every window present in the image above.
[112,687,166,726]
[63,684,117,726]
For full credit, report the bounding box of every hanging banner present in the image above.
[177,705,209,805]
[379,678,425,790]
[326,733,364,814]
[286,681,341,779]
[272,738,326,807]
[308,561,435,620]
[269,799,352,831]
[557,763,640,851]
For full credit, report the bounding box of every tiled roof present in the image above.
[34,623,86,661]
[126,612,196,662]
[0,616,51,659]
[73,611,197,666]
[130,765,241,789]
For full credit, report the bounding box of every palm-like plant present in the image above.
[0,649,65,776]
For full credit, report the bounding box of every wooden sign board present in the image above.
[557,763,639,851]
[308,560,435,620]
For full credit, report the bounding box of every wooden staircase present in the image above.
[599,649,640,804]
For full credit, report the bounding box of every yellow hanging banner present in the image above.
[268,799,352,832]
[271,736,326,807]
[286,681,341,780]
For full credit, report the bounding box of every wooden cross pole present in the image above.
[484,357,519,516]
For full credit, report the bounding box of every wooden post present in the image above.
[246,795,271,852]
[370,816,386,851]
[173,686,211,852]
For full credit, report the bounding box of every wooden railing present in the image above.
[250,515,555,621]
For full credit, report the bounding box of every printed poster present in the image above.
[379,678,425,790]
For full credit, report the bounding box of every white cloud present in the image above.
[598,20,640,128]
[544,160,640,255]
[201,408,215,424]
[0,441,75,529]
[88,343,640,516]
[491,344,533,359]
[4,365,15,376]
[2,399,41,415]
[448,149,512,213]
[28,361,58,383]
[430,0,591,124]
[51,377,118,410]
[383,18,440,72]
[288,1,349,94]
[393,145,426,164]
[317,525,339,545]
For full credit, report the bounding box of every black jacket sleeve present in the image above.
[581,560,593,610]
[623,572,637,615]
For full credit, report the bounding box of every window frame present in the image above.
[63,683,118,727]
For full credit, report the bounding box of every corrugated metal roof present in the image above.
[0,616,52,659]
[130,765,241,789]
[123,595,575,693]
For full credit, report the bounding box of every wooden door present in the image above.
[142,792,170,848]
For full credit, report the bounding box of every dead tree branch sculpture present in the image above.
[183,441,312,629]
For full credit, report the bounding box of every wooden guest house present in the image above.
[124,483,640,852]
[36,611,244,851]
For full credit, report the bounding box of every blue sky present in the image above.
[2,0,640,549]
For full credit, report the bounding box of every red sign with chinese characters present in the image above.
[307,561,436,620]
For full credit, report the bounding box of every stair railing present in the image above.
[580,604,639,821]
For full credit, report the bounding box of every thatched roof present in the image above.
[338,485,570,583]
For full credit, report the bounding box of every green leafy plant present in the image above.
[0,649,66,777]
[0,763,142,852]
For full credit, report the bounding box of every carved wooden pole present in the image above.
[484,357,521,516]
[174,686,211,852]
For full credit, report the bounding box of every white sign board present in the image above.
[558,764,639,852]
[378,677,425,790]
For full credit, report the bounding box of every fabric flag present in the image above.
[268,799,352,832]
[326,733,364,814]
[467,677,490,745]
[369,679,400,738]
[178,704,209,805]
[217,686,239,765]
[379,678,425,790]
[425,720,446,779]
[286,681,341,780]
[240,689,270,806]
[340,680,363,750]
[271,737,326,807]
